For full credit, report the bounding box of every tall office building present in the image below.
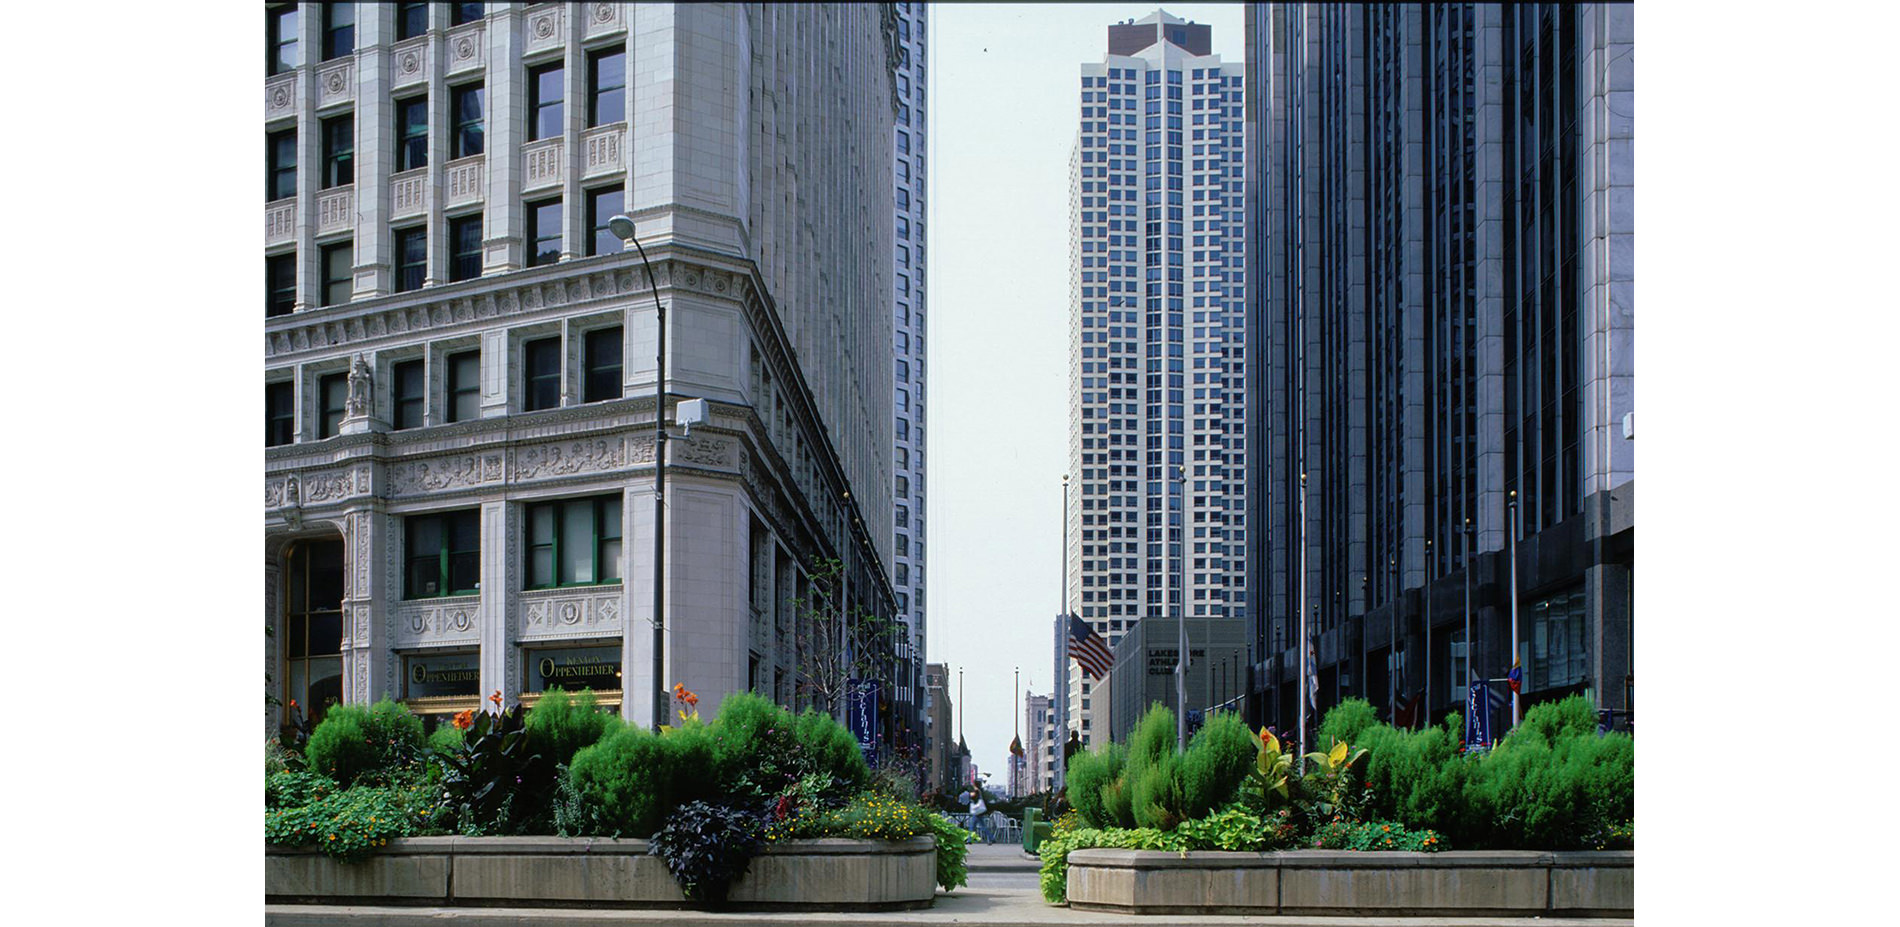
[262,3,904,735]
[889,1,930,766]
[1064,10,1248,748]
[1243,3,1634,736]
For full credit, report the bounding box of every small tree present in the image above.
[792,558,902,721]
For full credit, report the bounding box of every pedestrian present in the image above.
[970,789,993,844]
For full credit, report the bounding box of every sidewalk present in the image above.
[965,841,1042,870]
[268,892,1632,927]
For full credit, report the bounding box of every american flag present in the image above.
[1068,615,1115,679]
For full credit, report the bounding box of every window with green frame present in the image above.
[526,496,622,588]
[318,372,347,438]
[406,510,480,598]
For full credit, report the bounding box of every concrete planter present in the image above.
[1064,848,1632,917]
[266,835,936,910]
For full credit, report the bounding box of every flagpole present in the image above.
[1508,490,1521,727]
[1057,473,1070,791]
[1390,553,1399,724]
[1013,666,1020,795]
[1297,470,1308,762]
[1424,539,1433,730]
[1175,465,1188,752]
[1462,515,1473,742]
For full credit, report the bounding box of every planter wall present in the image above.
[1065,848,1632,917]
[266,836,936,910]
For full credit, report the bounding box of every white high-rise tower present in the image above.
[1064,10,1247,747]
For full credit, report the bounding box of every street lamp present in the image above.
[609,214,669,734]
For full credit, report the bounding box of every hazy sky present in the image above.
[925,3,1245,790]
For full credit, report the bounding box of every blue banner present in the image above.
[1465,681,1493,748]
[846,677,881,769]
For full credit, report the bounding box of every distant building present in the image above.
[1106,616,1249,743]
[1024,692,1056,794]
[888,0,930,756]
[1242,3,1635,737]
[1064,7,1248,755]
[924,662,954,793]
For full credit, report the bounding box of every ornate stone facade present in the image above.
[264,4,901,735]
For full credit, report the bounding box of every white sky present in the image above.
[925,3,1245,790]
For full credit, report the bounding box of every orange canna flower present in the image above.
[452,709,475,730]
[488,689,503,707]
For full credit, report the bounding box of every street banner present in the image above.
[846,677,881,769]
[1465,681,1492,748]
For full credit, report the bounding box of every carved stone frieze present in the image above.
[266,73,297,120]
[392,600,481,646]
[585,2,624,37]
[393,38,428,88]
[353,650,370,703]
[514,437,627,481]
[448,22,485,74]
[391,453,505,496]
[446,157,485,207]
[526,5,564,53]
[317,60,355,108]
[266,200,295,246]
[297,466,370,505]
[521,591,624,639]
[676,435,732,468]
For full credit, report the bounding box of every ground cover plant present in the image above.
[267,687,973,902]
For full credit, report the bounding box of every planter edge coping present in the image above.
[1066,848,1632,870]
[267,835,934,858]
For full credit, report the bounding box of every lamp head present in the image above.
[607,214,637,243]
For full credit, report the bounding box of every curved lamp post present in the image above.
[608,214,669,733]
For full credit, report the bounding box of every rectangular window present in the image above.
[322,2,354,60]
[527,496,622,588]
[393,359,425,430]
[588,49,625,126]
[321,115,353,188]
[318,372,348,438]
[526,198,562,266]
[586,188,624,256]
[397,2,428,40]
[320,243,352,306]
[406,510,480,598]
[268,129,297,201]
[450,2,483,26]
[267,252,296,317]
[446,350,480,423]
[524,336,561,411]
[394,227,426,293]
[529,63,564,140]
[452,84,485,158]
[267,381,295,446]
[396,97,428,171]
[583,327,623,402]
[449,216,482,281]
[268,5,299,75]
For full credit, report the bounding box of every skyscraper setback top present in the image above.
[1109,10,1211,57]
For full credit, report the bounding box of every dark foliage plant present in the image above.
[648,800,766,904]
[436,704,553,835]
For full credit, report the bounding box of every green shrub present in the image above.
[706,692,801,801]
[1173,802,1300,851]
[524,688,622,767]
[791,706,870,794]
[304,706,378,784]
[1318,697,1381,745]
[1037,826,1187,903]
[567,721,718,838]
[305,699,427,785]
[1130,753,1184,830]
[1064,741,1124,829]
[1123,703,1175,776]
[266,738,295,777]
[427,723,464,756]
[1178,712,1256,819]
[266,770,337,810]
[1512,694,1600,746]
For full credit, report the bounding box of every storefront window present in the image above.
[526,645,623,696]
